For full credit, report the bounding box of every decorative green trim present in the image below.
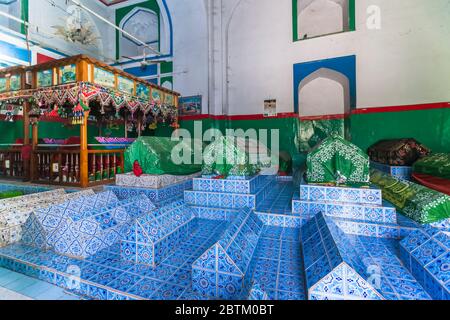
[292,0,298,42]
[292,0,356,42]
[160,61,173,74]
[349,0,356,31]
[115,0,161,60]
[20,0,29,35]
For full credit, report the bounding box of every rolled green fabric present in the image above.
[370,169,450,224]
[413,153,450,180]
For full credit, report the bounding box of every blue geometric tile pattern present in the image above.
[292,200,397,224]
[0,219,230,300]
[400,227,450,299]
[21,192,156,259]
[185,175,275,210]
[105,180,192,203]
[192,208,263,299]
[299,183,382,206]
[302,213,384,300]
[371,161,412,181]
[193,175,271,194]
[121,200,196,267]
[302,212,430,300]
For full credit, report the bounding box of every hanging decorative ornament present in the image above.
[4,105,14,122]
[48,104,60,118]
[170,122,180,129]
[148,121,158,130]
[71,98,90,125]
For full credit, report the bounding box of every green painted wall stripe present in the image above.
[292,0,298,42]
[20,0,29,35]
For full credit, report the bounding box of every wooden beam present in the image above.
[29,122,38,181]
[80,111,89,188]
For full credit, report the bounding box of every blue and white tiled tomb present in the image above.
[0,174,449,300]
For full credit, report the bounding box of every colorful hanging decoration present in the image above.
[0,82,179,126]
[71,98,90,125]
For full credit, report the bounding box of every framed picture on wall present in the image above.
[37,70,53,87]
[136,83,150,100]
[60,64,77,84]
[179,95,202,116]
[9,75,21,91]
[94,67,115,88]
[264,99,277,117]
[0,78,7,93]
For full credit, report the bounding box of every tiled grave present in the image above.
[0,174,448,300]
[105,180,192,203]
[0,219,229,300]
[185,175,274,209]
[399,227,450,300]
[293,181,399,231]
[116,173,201,189]
[301,212,430,300]
[192,208,264,299]
[0,189,95,247]
[121,200,196,267]
[371,161,412,181]
[21,192,155,259]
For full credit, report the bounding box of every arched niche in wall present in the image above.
[298,68,350,117]
[119,8,159,58]
[116,0,172,60]
[293,0,355,41]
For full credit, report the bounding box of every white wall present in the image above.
[166,0,210,114]
[209,0,450,116]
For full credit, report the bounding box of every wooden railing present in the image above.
[32,150,81,186]
[87,150,125,186]
[31,148,124,188]
[0,149,25,180]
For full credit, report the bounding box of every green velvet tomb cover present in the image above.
[413,153,450,180]
[202,136,271,177]
[306,135,370,185]
[370,169,450,224]
[124,136,202,175]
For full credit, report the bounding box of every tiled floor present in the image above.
[0,268,81,300]
[256,182,295,215]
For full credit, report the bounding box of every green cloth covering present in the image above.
[299,119,345,152]
[0,190,24,199]
[202,136,271,177]
[306,135,370,185]
[413,153,450,180]
[370,169,450,224]
[125,137,202,175]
